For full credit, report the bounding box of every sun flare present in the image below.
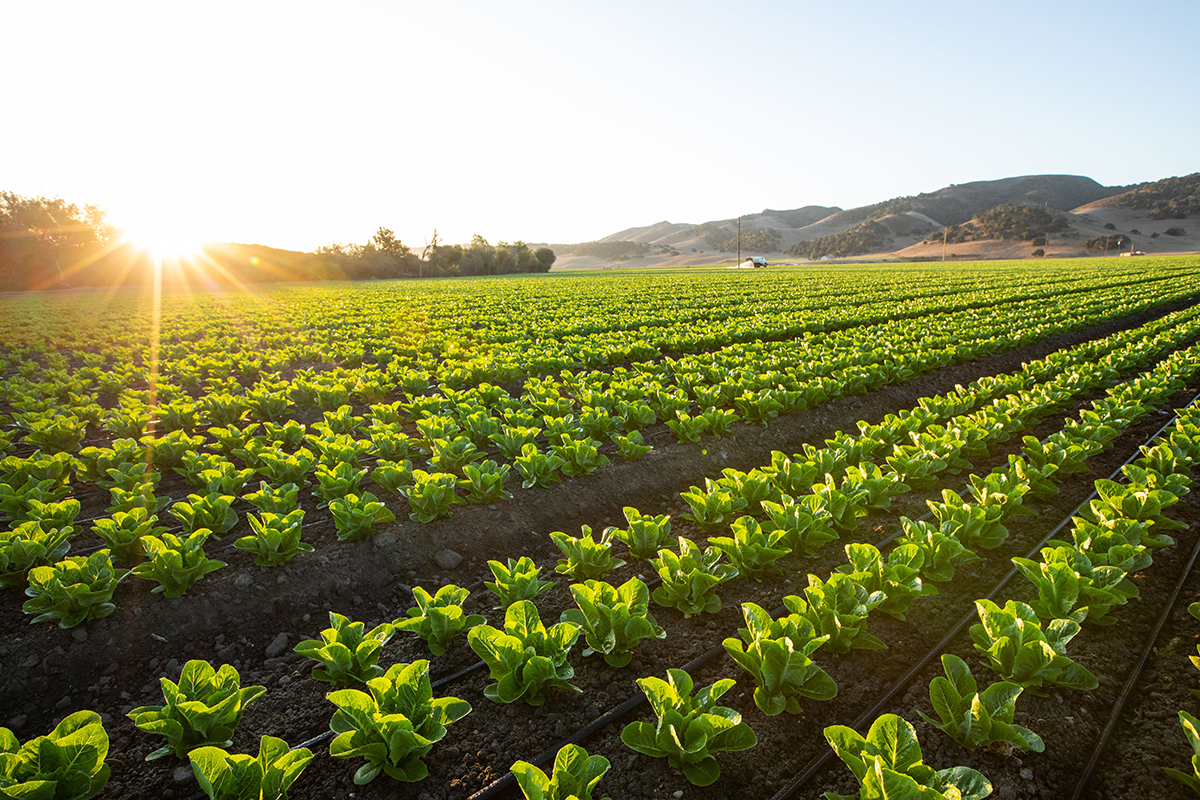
[118,215,207,262]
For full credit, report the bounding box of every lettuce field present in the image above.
[3,257,1200,799]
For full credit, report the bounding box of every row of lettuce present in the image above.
[6,298,1200,797]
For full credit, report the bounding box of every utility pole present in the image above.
[942,227,948,262]
[737,216,741,266]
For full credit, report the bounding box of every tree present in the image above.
[534,247,556,272]
[372,227,411,260]
[460,235,494,276]
[0,192,117,291]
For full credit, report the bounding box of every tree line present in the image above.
[0,192,555,291]
[317,228,555,279]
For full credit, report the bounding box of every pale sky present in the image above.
[4,0,1198,253]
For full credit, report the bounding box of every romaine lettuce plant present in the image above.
[605,506,672,560]
[708,516,790,582]
[560,577,665,667]
[835,543,936,621]
[370,459,415,494]
[898,510,977,570]
[514,443,565,488]
[796,574,887,654]
[722,601,836,716]
[256,448,316,488]
[0,520,74,588]
[490,425,541,459]
[242,481,300,514]
[666,411,709,443]
[402,470,463,523]
[823,713,993,800]
[369,425,413,461]
[188,735,313,800]
[312,461,368,505]
[461,460,513,502]
[327,659,471,783]
[552,437,610,477]
[91,508,166,564]
[0,710,111,800]
[235,510,311,566]
[131,530,227,598]
[763,450,820,494]
[650,536,738,618]
[295,612,395,686]
[813,475,869,536]
[429,435,484,475]
[969,599,1098,694]
[467,599,581,705]
[511,743,611,800]
[550,525,626,581]
[262,419,308,450]
[23,550,129,628]
[927,489,1010,551]
[106,479,170,514]
[1165,710,1200,794]
[1013,545,1138,626]
[207,423,261,459]
[916,654,1044,753]
[681,482,744,532]
[620,669,757,786]
[24,497,82,539]
[486,556,554,609]
[1083,480,1185,541]
[19,414,86,453]
[76,438,142,483]
[715,467,782,516]
[611,430,651,460]
[329,492,395,540]
[0,476,71,521]
[141,430,205,469]
[128,659,265,760]
[175,451,228,487]
[842,463,909,510]
[760,495,839,556]
[169,492,239,537]
[700,407,739,437]
[393,584,485,656]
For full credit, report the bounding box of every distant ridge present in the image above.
[554,172,1196,268]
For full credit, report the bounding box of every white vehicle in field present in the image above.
[733,257,768,269]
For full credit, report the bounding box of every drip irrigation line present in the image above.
[1070,530,1200,800]
[1069,397,1200,800]
[464,637,732,800]
[768,391,1200,800]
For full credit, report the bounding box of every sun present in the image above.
[117,214,207,263]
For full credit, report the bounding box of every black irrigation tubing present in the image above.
[464,637,733,800]
[768,391,1200,800]
[1069,397,1200,799]
[1070,528,1200,799]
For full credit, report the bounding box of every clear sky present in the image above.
[4,0,1198,253]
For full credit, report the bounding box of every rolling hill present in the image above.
[552,173,1199,268]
